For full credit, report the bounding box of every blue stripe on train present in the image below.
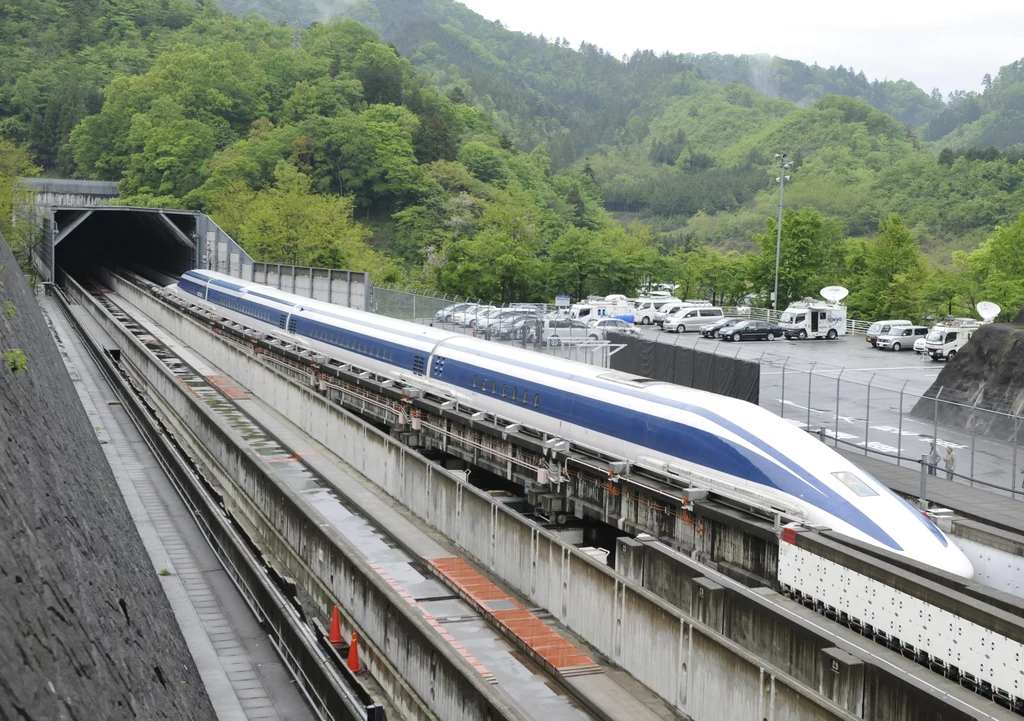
[436,357,902,550]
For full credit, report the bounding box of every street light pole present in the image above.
[772,153,793,312]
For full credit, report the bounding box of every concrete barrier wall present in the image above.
[67,278,526,721]
[617,537,999,721]
[113,278,859,721]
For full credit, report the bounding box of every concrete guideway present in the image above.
[40,295,314,721]
[105,282,669,721]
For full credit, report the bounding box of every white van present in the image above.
[876,325,929,351]
[865,320,912,347]
[633,297,679,325]
[663,306,724,333]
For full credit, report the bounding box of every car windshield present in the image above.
[780,312,795,323]
[927,330,944,342]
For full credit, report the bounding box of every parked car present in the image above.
[663,306,725,333]
[699,317,742,338]
[482,310,542,338]
[469,307,503,329]
[525,318,588,345]
[720,320,783,342]
[435,302,474,323]
[865,320,912,347]
[451,304,495,326]
[587,318,641,340]
[875,325,929,351]
[914,336,928,354]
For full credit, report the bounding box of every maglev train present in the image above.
[171,269,974,577]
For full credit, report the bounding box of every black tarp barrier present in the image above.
[608,333,760,404]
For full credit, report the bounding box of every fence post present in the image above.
[970,394,980,480]
[780,357,788,419]
[1013,409,1021,498]
[897,380,907,462]
[919,454,928,510]
[864,373,876,457]
[834,369,844,447]
[807,362,816,430]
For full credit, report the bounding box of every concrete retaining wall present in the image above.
[617,537,1012,721]
[66,277,524,721]
[110,278,860,721]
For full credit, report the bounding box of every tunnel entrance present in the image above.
[52,207,199,285]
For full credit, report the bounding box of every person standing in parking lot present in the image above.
[944,445,956,480]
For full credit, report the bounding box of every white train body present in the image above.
[172,270,973,577]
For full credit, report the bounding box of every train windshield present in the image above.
[832,471,877,497]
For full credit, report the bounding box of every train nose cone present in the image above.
[943,542,975,579]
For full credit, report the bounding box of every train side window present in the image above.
[512,387,518,401]
[534,393,540,408]
[491,381,497,395]
[501,384,507,398]
[473,375,478,388]
[522,391,529,405]
[481,378,487,392]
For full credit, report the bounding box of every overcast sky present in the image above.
[457,0,1024,98]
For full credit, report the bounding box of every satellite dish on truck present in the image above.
[820,286,849,304]
[976,301,1001,323]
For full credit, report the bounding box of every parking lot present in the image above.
[636,326,942,395]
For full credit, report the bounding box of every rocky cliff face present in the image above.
[912,317,1024,439]
[0,237,216,720]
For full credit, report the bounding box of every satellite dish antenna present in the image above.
[820,285,849,304]
[976,301,1001,323]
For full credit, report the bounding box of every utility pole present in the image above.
[772,153,793,312]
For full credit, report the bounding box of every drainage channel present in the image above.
[84,278,597,721]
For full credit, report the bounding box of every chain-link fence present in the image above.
[761,355,1024,497]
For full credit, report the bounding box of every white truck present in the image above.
[778,288,848,340]
[569,295,635,323]
[925,318,980,361]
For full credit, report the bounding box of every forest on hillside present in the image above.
[2,0,1024,322]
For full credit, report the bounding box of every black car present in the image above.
[700,317,742,338]
[721,320,783,341]
[496,312,544,339]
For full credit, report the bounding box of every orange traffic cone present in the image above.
[347,632,361,672]
[329,606,342,647]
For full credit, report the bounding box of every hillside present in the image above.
[340,0,943,168]
[3,0,1024,326]
[926,58,1024,150]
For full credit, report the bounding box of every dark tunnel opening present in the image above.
[54,208,198,286]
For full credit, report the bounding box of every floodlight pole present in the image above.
[772,153,792,312]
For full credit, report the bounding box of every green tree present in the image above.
[859,213,928,320]
[547,227,611,300]
[751,208,843,308]
[354,42,408,105]
[437,185,545,302]
[215,161,384,273]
